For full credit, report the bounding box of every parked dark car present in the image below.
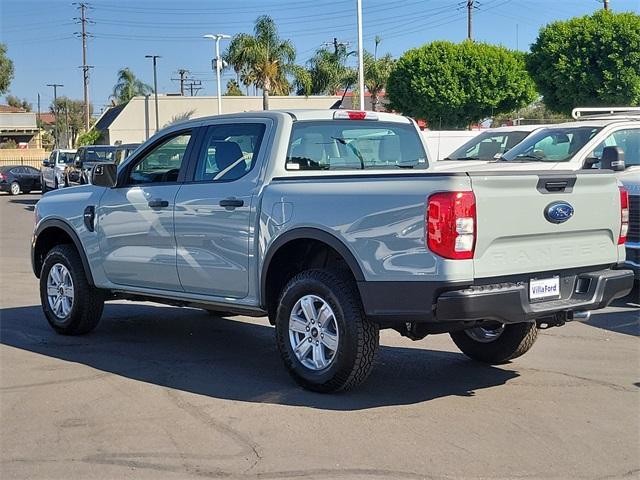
[0,165,41,195]
[64,145,117,187]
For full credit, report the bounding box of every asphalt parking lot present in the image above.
[0,193,638,480]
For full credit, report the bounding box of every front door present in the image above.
[97,130,195,290]
[175,121,269,298]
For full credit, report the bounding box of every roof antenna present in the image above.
[330,83,352,109]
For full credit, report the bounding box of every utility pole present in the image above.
[74,2,92,131]
[356,0,365,110]
[603,0,610,10]
[173,69,189,96]
[184,79,202,96]
[467,0,474,41]
[204,34,231,114]
[46,83,63,149]
[145,55,161,132]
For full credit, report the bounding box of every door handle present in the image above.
[148,199,169,208]
[219,198,244,208]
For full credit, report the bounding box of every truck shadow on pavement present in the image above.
[0,303,519,410]
[8,197,38,212]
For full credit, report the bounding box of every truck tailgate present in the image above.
[470,171,622,278]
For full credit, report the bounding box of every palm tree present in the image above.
[111,68,152,104]
[224,16,301,110]
[302,45,357,96]
[364,52,395,112]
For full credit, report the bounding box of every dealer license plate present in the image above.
[529,276,560,302]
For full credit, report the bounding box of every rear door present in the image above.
[470,171,621,278]
[174,120,270,298]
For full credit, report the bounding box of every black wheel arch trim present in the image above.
[32,218,95,286]
[260,227,365,307]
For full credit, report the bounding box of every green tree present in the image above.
[387,41,537,128]
[0,43,13,95]
[5,95,32,111]
[224,79,245,96]
[528,11,640,114]
[364,51,394,112]
[224,16,300,109]
[76,129,101,147]
[51,97,92,147]
[111,68,152,104]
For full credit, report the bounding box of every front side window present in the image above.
[195,123,266,182]
[591,128,640,168]
[84,148,115,162]
[128,132,191,184]
[501,126,602,163]
[446,131,530,160]
[286,121,427,171]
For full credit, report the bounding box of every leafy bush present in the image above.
[528,11,640,114]
[387,41,537,128]
[76,129,101,147]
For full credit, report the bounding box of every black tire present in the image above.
[450,322,538,364]
[9,181,20,195]
[39,244,105,335]
[275,269,379,393]
[41,179,48,193]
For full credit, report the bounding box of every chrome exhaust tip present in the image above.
[571,310,592,322]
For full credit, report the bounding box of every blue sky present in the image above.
[2,0,639,116]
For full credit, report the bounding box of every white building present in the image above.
[94,95,348,145]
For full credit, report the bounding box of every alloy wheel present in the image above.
[288,294,339,371]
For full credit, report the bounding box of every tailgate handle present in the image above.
[545,181,569,192]
[537,176,576,194]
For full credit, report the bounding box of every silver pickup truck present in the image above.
[32,110,633,392]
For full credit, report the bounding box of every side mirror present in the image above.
[42,160,50,167]
[74,158,83,168]
[601,146,625,172]
[91,163,117,188]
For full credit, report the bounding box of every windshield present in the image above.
[445,130,530,161]
[501,126,602,162]
[58,152,75,164]
[286,120,428,171]
[82,147,116,162]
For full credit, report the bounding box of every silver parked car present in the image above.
[40,149,76,192]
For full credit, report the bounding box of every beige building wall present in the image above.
[105,95,345,144]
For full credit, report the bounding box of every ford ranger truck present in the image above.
[31,110,634,392]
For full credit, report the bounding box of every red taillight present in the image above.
[427,191,476,260]
[619,186,629,245]
[333,110,378,120]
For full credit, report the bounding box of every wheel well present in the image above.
[263,239,358,324]
[33,227,76,278]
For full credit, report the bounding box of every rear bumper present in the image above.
[436,268,633,324]
[359,267,634,325]
[625,242,640,279]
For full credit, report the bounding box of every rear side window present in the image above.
[286,121,427,171]
[195,123,266,182]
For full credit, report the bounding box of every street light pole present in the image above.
[204,34,231,115]
[145,55,161,133]
[46,83,63,148]
[356,0,365,111]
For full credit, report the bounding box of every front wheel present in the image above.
[450,322,538,364]
[275,269,379,393]
[40,244,105,335]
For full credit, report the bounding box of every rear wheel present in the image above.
[41,178,49,193]
[450,322,538,364]
[9,181,20,195]
[39,244,105,335]
[275,269,379,392]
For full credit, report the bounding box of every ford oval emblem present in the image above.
[544,201,574,224]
